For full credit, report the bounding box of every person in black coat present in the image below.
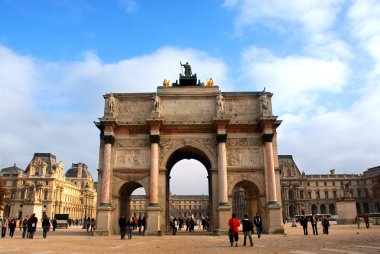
[118,215,127,239]
[310,214,318,235]
[299,213,308,235]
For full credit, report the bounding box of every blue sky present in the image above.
[1,0,380,194]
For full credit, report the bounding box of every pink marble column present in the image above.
[217,134,228,205]
[101,135,114,205]
[149,135,160,206]
[263,134,277,203]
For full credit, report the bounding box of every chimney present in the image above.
[78,163,83,178]
[330,169,336,175]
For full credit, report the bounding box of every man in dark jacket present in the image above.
[310,213,318,235]
[241,214,254,246]
[299,213,308,235]
[253,213,263,238]
[119,215,127,239]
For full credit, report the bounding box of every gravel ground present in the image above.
[0,222,379,254]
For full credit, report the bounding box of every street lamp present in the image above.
[82,183,89,229]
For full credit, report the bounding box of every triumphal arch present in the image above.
[94,64,284,235]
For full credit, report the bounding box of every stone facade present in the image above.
[95,84,283,236]
[279,155,380,219]
[0,153,97,221]
[130,194,209,220]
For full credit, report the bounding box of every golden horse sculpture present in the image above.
[163,79,171,87]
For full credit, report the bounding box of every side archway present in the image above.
[118,181,148,221]
[230,180,261,219]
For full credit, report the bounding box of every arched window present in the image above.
[311,204,318,214]
[329,203,335,214]
[287,169,292,177]
[320,204,326,214]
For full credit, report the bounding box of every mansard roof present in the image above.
[24,153,57,174]
[0,164,24,174]
[65,163,93,179]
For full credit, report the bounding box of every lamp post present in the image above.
[82,183,89,229]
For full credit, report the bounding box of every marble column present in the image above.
[217,134,228,205]
[263,134,277,203]
[101,135,114,205]
[149,134,160,206]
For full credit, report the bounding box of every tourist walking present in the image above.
[0,217,4,238]
[86,217,91,232]
[228,213,240,247]
[1,217,8,238]
[253,213,263,238]
[42,215,50,238]
[142,216,146,233]
[90,218,96,232]
[310,213,318,235]
[299,212,308,235]
[241,214,254,247]
[363,213,369,229]
[52,218,57,231]
[22,216,29,238]
[127,218,133,239]
[138,216,142,233]
[28,213,38,239]
[9,217,17,238]
[119,215,127,239]
[322,215,330,234]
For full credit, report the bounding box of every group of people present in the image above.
[356,213,370,229]
[118,215,146,240]
[228,212,263,247]
[299,213,330,235]
[169,216,210,235]
[84,217,96,232]
[0,214,42,239]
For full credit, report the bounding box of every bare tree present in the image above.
[0,176,9,210]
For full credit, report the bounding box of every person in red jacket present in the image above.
[228,213,240,247]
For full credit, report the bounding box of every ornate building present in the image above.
[130,194,209,220]
[0,153,97,220]
[279,155,380,219]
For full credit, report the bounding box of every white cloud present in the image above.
[0,45,229,180]
[241,46,349,112]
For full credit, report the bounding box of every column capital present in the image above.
[103,135,115,145]
[150,134,160,144]
[262,133,274,143]
[216,134,227,143]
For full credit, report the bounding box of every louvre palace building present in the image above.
[0,153,97,220]
[127,155,380,221]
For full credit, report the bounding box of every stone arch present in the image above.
[329,203,335,214]
[230,180,261,219]
[311,204,318,214]
[118,181,148,222]
[159,139,217,171]
[163,145,214,231]
[228,175,265,196]
[320,204,327,214]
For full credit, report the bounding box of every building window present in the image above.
[44,190,48,200]
[307,182,310,186]
[316,191,320,199]
[300,191,304,199]
[333,191,337,198]
[316,182,319,186]
[324,182,327,186]
[46,181,49,186]
[333,181,335,186]
[308,192,312,199]
[357,189,361,198]
[325,191,329,199]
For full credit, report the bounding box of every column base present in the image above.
[144,205,161,236]
[265,203,284,234]
[214,203,231,235]
[94,205,114,236]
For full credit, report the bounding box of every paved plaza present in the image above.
[0,222,379,254]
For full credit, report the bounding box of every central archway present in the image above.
[165,146,213,232]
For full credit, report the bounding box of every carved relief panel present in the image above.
[226,137,263,168]
[115,138,150,168]
[224,97,260,122]
[116,99,152,123]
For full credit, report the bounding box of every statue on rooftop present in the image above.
[180,61,192,77]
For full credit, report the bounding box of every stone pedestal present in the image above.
[213,204,231,236]
[145,205,161,236]
[94,205,113,236]
[23,203,43,219]
[265,203,284,234]
[336,199,356,224]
